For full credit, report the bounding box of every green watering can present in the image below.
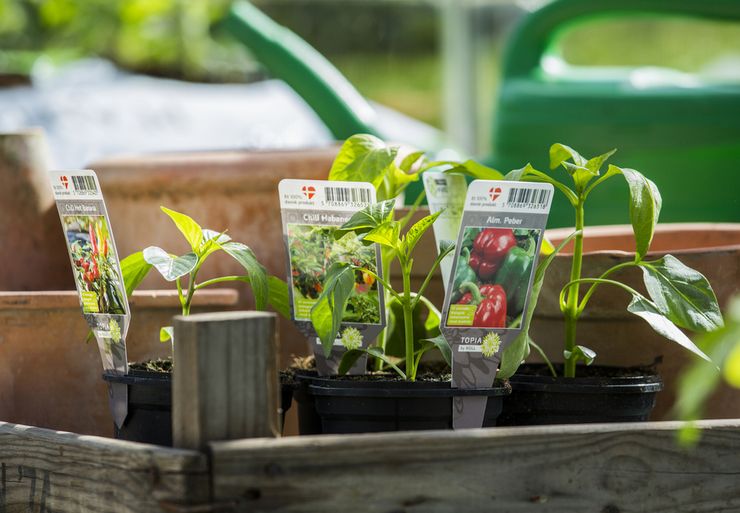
[492,0,740,227]
[223,1,448,152]
[225,0,739,223]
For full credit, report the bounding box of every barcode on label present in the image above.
[71,175,97,193]
[506,187,550,209]
[325,186,371,205]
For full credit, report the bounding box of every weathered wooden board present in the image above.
[173,311,280,451]
[210,419,740,513]
[0,422,209,513]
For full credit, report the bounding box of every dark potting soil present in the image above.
[285,355,509,388]
[129,358,172,373]
[517,362,660,380]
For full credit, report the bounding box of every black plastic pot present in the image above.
[104,371,294,445]
[302,375,510,434]
[103,370,172,446]
[498,364,663,426]
[290,380,323,435]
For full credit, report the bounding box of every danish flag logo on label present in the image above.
[302,185,316,200]
[489,186,502,201]
[60,175,69,190]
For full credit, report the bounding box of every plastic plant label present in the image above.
[50,170,130,427]
[279,179,386,376]
[422,171,468,292]
[441,180,553,429]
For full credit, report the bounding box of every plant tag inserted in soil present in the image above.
[49,169,131,428]
[441,180,553,429]
[279,179,386,376]
[423,171,468,292]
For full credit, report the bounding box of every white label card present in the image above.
[440,180,554,429]
[279,179,386,376]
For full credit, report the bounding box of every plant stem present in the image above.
[195,275,249,291]
[402,260,415,381]
[375,253,393,371]
[529,340,557,378]
[182,266,201,316]
[563,200,585,378]
[576,261,637,314]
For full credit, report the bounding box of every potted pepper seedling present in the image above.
[455,143,724,424]
[111,206,288,445]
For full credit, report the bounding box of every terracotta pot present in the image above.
[0,129,73,290]
[0,289,237,437]
[530,223,740,420]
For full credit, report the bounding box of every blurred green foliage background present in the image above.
[1,0,739,134]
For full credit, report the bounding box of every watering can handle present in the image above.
[224,1,381,140]
[502,0,740,78]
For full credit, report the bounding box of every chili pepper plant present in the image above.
[323,134,504,372]
[460,143,724,379]
[120,206,288,343]
[310,199,455,380]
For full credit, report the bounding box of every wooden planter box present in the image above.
[1,311,738,513]
[1,419,738,512]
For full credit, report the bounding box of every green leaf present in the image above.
[499,230,581,379]
[337,199,396,236]
[337,348,366,375]
[220,242,268,311]
[143,246,197,282]
[446,159,504,180]
[420,334,452,366]
[438,239,455,257]
[329,134,398,191]
[416,294,442,333]
[267,275,291,319]
[562,161,597,191]
[540,237,555,256]
[585,149,616,174]
[160,326,174,343]
[674,298,740,430]
[202,229,231,244]
[366,347,406,378]
[199,229,232,261]
[121,251,153,296]
[505,163,579,207]
[627,295,711,362]
[504,163,537,182]
[550,143,586,169]
[383,163,420,200]
[399,150,426,172]
[364,221,400,249]
[613,165,662,261]
[564,345,596,365]
[403,211,441,255]
[161,206,203,252]
[310,263,356,355]
[640,255,723,333]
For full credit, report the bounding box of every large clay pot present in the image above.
[0,289,237,437]
[530,223,740,420]
[0,129,72,290]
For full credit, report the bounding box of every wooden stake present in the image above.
[172,311,279,450]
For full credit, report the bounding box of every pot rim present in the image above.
[546,222,740,257]
[509,365,663,394]
[304,375,510,398]
[103,370,170,385]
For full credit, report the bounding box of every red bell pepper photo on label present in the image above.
[447,226,539,328]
